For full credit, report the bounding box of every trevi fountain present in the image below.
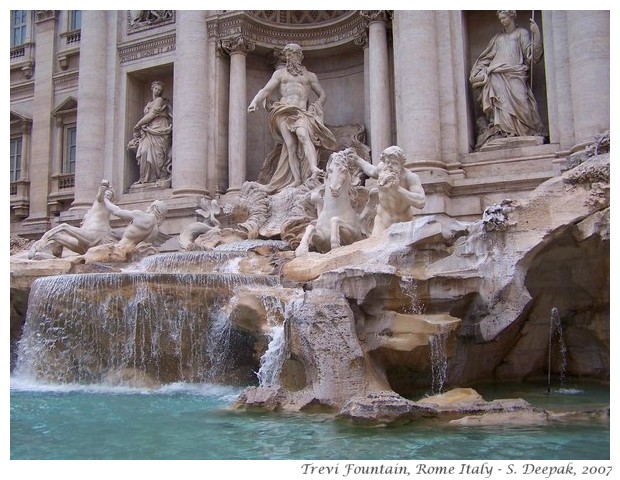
[9,9,609,466]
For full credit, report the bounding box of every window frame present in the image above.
[68,10,82,31]
[11,10,28,47]
[10,136,23,183]
[64,125,77,174]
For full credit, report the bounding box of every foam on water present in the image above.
[10,374,241,399]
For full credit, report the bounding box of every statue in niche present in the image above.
[346,146,426,236]
[127,80,172,187]
[469,10,545,150]
[248,43,338,194]
[28,180,119,259]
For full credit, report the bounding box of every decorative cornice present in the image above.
[53,70,79,92]
[207,11,367,51]
[247,11,350,25]
[220,35,256,56]
[10,81,35,100]
[118,33,176,64]
[10,111,33,130]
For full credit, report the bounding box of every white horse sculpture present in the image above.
[295,151,365,256]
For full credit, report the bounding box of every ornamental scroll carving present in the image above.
[220,36,256,56]
[359,11,392,23]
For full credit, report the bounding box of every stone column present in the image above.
[361,11,392,163]
[24,11,57,227]
[71,10,107,211]
[221,36,255,192]
[392,11,441,164]
[354,30,371,148]
[172,10,209,196]
[566,11,610,149]
[543,11,575,150]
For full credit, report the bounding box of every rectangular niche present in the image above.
[124,65,174,192]
[464,10,549,150]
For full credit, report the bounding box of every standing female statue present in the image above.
[128,80,173,185]
[469,11,545,149]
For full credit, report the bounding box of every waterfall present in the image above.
[401,275,448,394]
[548,307,570,393]
[205,304,234,381]
[257,326,286,387]
[429,326,449,395]
[255,294,287,387]
[123,251,248,273]
[14,272,278,385]
[400,275,424,314]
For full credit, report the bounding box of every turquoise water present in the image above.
[10,378,609,460]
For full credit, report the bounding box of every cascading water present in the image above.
[257,326,286,387]
[123,251,249,274]
[14,272,278,385]
[256,294,287,387]
[429,325,449,395]
[400,275,424,314]
[547,307,571,393]
[401,274,450,394]
[205,303,236,380]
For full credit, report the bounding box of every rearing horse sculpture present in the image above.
[295,151,365,256]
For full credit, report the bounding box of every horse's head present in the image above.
[325,152,352,197]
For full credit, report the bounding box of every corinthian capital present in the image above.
[360,10,391,23]
[220,35,256,56]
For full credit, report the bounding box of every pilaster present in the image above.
[22,11,57,232]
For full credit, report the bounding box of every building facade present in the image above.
[9,10,610,240]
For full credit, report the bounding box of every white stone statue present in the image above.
[346,146,426,236]
[78,193,170,264]
[469,10,544,149]
[28,180,118,259]
[248,43,338,193]
[178,195,225,251]
[128,80,172,186]
[129,10,173,27]
[482,200,513,232]
[102,197,169,250]
[295,151,365,256]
